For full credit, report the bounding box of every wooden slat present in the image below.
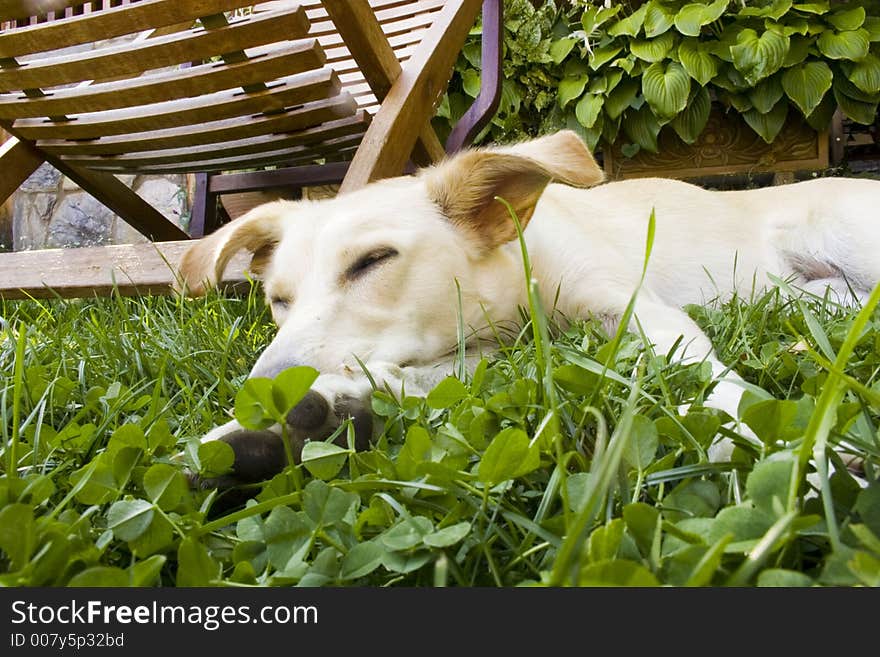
[5,68,340,137]
[0,240,251,299]
[0,0,260,57]
[79,133,364,173]
[313,9,440,47]
[0,134,43,202]
[207,160,350,194]
[323,0,445,167]
[340,0,482,191]
[0,0,83,22]
[304,0,445,33]
[0,7,309,92]
[7,40,325,127]
[38,93,358,155]
[58,111,369,166]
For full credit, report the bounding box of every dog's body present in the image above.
[180,131,878,484]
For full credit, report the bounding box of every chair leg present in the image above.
[0,136,45,206]
[55,162,190,242]
[445,0,503,153]
[189,172,220,238]
[338,0,483,193]
[1,129,189,242]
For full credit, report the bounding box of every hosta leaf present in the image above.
[712,23,748,63]
[865,16,880,42]
[679,38,720,85]
[609,4,648,37]
[582,4,621,34]
[825,6,865,32]
[589,44,623,71]
[834,74,880,103]
[743,98,789,143]
[731,28,790,85]
[630,31,676,62]
[644,0,677,38]
[834,84,879,124]
[605,79,640,119]
[805,90,837,129]
[748,74,785,113]
[783,35,813,67]
[671,85,711,144]
[623,104,662,153]
[675,0,730,37]
[781,60,833,116]
[575,93,604,129]
[642,61,691,118]
[792,2,829,15]
[558,74,589,109]
[739,0,792,20]
[461,68,480,98]
[549,37,577,65]
[847,53,880,94]
[816,28,870,60]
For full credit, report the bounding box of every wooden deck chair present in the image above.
[0,0,502,298]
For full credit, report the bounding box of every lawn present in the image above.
[1,279,878,586]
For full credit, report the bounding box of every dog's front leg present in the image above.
[194,359,461,488]
[630,296,755,461]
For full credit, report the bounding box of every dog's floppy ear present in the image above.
[422,130,603,251]
[176,200,289,296]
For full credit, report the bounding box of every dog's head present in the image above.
[177,130,603,378]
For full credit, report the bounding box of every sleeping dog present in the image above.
[179,130,877,487]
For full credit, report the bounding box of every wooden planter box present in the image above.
[603,108,830,180]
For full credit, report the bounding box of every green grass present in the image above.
[1,281,879,587]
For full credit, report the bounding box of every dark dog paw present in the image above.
[190,429,289,489]
[285,390,374,451]
[190,392,376,511]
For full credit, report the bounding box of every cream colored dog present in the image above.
[179,130,877,486]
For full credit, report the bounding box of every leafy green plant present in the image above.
[1,258,879,585]
[437,0,880,153]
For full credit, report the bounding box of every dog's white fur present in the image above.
[179,131,878,464]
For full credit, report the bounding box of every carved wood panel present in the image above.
[604,108,829,180]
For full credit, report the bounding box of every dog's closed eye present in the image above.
[270,296,291,311]
[345,247,399,281]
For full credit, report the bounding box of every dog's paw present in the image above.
[189,428,290,490]
[189,390,376,500]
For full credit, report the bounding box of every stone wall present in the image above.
[11,164,189,251]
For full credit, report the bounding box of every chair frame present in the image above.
[0,0,502,299]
